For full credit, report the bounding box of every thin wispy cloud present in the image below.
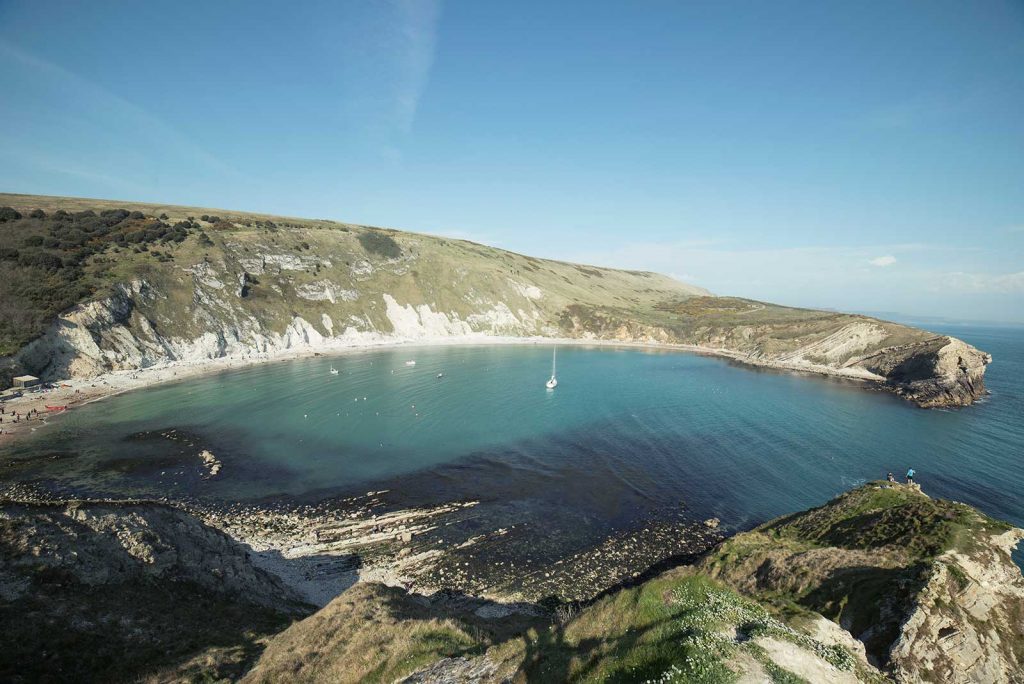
[341,0,442,148]
[0,39,235,177]
[391,0,442,134]
[0,134,151,195]
[563,238,1020,320]
[941,271,1024,294]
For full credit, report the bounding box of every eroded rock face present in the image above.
[698,484,1024,682]
[889,529,1024,683]
[0,500,302,609]
[853,335,991,407]
[0,499,309,683]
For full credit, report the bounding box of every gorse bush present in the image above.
[0,207,22,222]
[358,230,402,259]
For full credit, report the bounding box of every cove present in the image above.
[4,326,1023,548]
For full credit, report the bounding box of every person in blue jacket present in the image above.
[906,468,916,484]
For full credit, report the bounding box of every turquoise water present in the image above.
[4,326,1023,548]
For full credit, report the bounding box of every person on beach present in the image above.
[887,472,896,483]
[906,468,915,484]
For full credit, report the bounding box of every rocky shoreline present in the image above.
[4,480,1022,682]
[0,481,723,608]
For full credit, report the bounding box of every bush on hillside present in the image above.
[0,207,22,222]
[29,209,46,219]
[358,231,402,259]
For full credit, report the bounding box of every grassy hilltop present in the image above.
[0,193,990,406]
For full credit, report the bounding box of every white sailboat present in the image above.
[329,365,339,375]
[545,348,558,390]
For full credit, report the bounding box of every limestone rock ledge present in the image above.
[860,336,992,408]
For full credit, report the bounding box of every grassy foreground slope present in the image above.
[243,484,1024,684]
[0,193,990,406]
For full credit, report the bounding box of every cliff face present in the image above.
[889,528,1024,683]
[0,499,310,683]
[699,484,1024,683]
[241,485,1024,683]
[0,193,990,407]
[860,336,992,408]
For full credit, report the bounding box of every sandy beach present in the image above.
[0,333,883,445]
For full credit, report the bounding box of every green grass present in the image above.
[491,572,857,683]
[764,483,1011,559]
[700,482,1016,667]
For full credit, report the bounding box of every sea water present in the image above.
[4,325,1022,553]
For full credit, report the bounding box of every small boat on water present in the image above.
[329,366,339,375]
[437,372,444,378]
[405,360,416,366]
[545,348,558,390]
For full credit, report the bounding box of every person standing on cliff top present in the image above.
[906,468,916,484]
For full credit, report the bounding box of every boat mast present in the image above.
[552,348,556,378]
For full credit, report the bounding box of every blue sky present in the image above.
[1,1,1022,322]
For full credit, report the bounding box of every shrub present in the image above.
[18,251,64,270]
[131,211,145,220]
[29,209,46,219]
[22,235,44,247]
[0,247,19,260]
[358,231,402,259]
[101,209,130,223]
[0,207,22,222]
[159,213,168,220]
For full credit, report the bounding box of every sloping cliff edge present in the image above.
[6,277,991,410]
[3,483,1019,682]
[0,193,990,408]
[230,483,1024,683]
